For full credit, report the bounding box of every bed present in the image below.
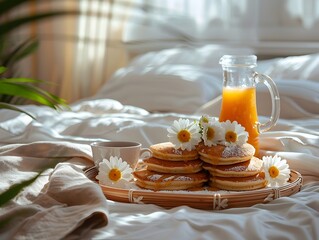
[0,45,318,240]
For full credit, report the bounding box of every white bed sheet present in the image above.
[0,96,318,240]
[1,48,319,239]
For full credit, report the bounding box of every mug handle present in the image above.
[139,148,152,159]
[254,72,280,133]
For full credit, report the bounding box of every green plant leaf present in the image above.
[0,66,7,75]
[0,160,59,228]
[0,158,59,207]
[0,102,35,119]
[0,82,61,109]
[0,0,71,113]
[0,171,43,207]
[32,85,68,107]
[0,78,68,108]
[2,39,39,67]
[0,77,43,84]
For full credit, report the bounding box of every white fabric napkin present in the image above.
[0,141,108,240]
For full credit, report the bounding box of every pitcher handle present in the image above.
[254,72,280,133]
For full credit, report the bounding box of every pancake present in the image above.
[209,172,266,191]
[197,142,255,165]
[202,156,263,177]
[133,169,208,191]
[144,157,203,173]
[150,142,199,161]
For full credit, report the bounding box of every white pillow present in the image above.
[94,64,222,114]
[264,53,319,82]
[94,46,319,117]
[94,45,253,113]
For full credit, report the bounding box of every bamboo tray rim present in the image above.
[84,167,303,210]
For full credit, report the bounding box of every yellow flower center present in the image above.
[202,117,209,124]
[268,166,279,178]
[207,127,215,140]
[177,129,191,143]
[109,168,122,182]
[225,131,237,143]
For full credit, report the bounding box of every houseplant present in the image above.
[0,0,75,118]
[0,0,76,222]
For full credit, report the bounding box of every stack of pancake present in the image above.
[133,142,208,191]
[197,142,267,191]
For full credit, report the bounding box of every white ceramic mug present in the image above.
[90,141,152,169]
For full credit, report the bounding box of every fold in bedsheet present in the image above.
[0,142,108,240]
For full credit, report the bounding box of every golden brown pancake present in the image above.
[197,142,255,165]
[202,156,263,177]
[150,142,199,161]
[144,157,203,173]
[133,169,208,191]
[209,172,266,191]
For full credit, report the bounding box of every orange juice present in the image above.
[219,87,260,156]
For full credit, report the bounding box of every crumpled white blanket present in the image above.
[0,142,108,240]
[0,98,318,239]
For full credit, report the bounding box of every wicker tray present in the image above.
[84,166,303,210]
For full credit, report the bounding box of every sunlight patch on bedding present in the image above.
[72,99,149,115]
[0,114,32,136]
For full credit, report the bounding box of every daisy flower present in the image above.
[96,156,133,188]
[199,115,215,127]
[167,118,201,151]
[262,155,291,187]
[201,118,225,147]
[221,120,248,146]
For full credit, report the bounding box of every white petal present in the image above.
[101,159,111,169]
[173,120,180,129]
[182,119,190,128]
[122,172,133,181]
[109,156,117,168]
[167,127,176,134]
[116,158,126,171]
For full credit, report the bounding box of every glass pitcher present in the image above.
[218,55,280,157]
